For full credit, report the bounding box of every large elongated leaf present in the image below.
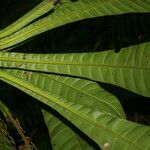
[0,69,150,150]
[0,0,54,39]
[0,69,125,119]
[42,109,95,150]
[0,69,125,149]
[0,0,150,50]
[0,42,149,97]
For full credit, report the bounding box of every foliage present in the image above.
[0,0,150,150]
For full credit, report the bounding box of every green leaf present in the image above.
[0,69,150,149]
[42,109,95,150]
[0,69,125,119]
[0,0,149,50]
[0,42,149,97]
[0,0,54,39]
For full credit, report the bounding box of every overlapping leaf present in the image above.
[42,109,95,150]
[0,67,124,149]
[0,42,149,97]
[0,0,54,39]
[0,69,125,118]
[0,0,150,50]
[0,69,150,149]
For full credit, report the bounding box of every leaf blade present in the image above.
[0,69,150,149]
[0,42,149,96]
[0,0,150,50]
[0,0,54,39]
[42,109,95,150]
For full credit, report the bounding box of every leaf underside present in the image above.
[0,69,150,149]
[42,109,95,150]
[0,0,150,50]
[0,0,54,39]
[0,42,149,97]
[0,1,149,150]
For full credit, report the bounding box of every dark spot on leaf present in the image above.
[23,55,26,60]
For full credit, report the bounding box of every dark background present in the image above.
[0,0,150,149]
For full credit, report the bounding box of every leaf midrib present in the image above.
[0,70,142,150]
[0,56,149,70]
[42,73,124,118]
[0,0,143,47]
[0,4,102,46]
